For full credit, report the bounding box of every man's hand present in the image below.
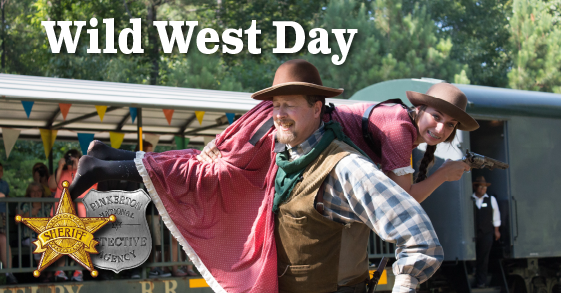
[0,192,5,198]
[196,139,221,163]
[438,159,471,181]
[495,227,501,241]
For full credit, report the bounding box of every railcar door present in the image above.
[469,120,511,259]
[506,116,561,258]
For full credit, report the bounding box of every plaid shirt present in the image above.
[281,124,444,293]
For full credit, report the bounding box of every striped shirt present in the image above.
[281,124,444,293]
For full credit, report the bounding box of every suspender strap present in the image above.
[362,99,408,158]
[249,117,275,146]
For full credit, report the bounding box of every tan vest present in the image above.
[275,140,371,293]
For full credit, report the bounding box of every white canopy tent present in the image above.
[0,73,366,149]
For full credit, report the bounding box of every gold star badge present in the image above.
[16,181,116,278]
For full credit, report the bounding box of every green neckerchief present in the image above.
[273,121,368,212]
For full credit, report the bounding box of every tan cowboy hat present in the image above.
[251,59,343,100]
[473,176,491,187]
[406,83,479,131]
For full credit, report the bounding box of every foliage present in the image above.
[208,0,328,92]
[428,0,512,88]
[508,0,561,93]
[214,0,327,55]
[307,0,470,98]
[162,51,244,91]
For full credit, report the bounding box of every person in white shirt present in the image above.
[472,176,501,288]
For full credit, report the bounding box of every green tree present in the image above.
[209,0,328,92]
[307,0,470,99]
[163,52,244,91]
[508,0,561,93]
[426,0,512,87]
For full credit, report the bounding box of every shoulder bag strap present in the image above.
[362,99,408,158]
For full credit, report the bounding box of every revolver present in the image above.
[462,150,509,170]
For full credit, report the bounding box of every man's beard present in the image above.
[277,131,296,144]
[275,119,297,145]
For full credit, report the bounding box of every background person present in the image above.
[0,162,17,285]
[48,149,97,217]
[472,176,501,288]
[48,149,94,282]
[32,163,52,197]
[18,182,52,278]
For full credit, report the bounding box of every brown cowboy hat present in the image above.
[406,83,479,131]
[251,59,343,100]
[473,176,491,187]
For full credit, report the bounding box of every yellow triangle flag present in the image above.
[195,111,205,125]
[39,129,58,159]
[95,105,108,122]
[109,131,125,149]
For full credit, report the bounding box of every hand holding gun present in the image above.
[462,150,509,170]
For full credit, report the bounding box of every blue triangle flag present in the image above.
[77,133,95,155]
[225,113,235,124]
[129,107,137,123]
[21,101,34,118]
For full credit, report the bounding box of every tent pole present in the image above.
[137,108,143,151]
[48,148,53,174]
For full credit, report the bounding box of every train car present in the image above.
[353,78,561,293]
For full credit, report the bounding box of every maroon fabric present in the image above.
[327,103,418,173]
[142,102,278,292]
[141,100,417,292]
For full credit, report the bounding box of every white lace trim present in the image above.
[134,151,225,293]
[391,166,415,176]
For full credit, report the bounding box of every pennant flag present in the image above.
[77,133,95,155]
[163,109,174,125]
[225,113,236,124]
[1,128,21,159]
[59,103,72,120]
[39,129,58,159]
[144,133,160,149]
[95,105,108,122]
[21,101,34,118]
[129,107,138,123]
[174,136,190,149]
[195,111,205,125]
[109,132,125,149]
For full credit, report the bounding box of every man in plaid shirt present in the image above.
[254,60,443,293]
[68,59,443,292]
[279,121,443,292]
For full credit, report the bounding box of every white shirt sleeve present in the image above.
[391,166,415,176]
[490,196,501,227]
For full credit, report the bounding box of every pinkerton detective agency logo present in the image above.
[15,181,116,278]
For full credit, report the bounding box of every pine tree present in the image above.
[508,0,561,93]
[428,0,512,88]
[307,0,470,98]
[162,51,244,91]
